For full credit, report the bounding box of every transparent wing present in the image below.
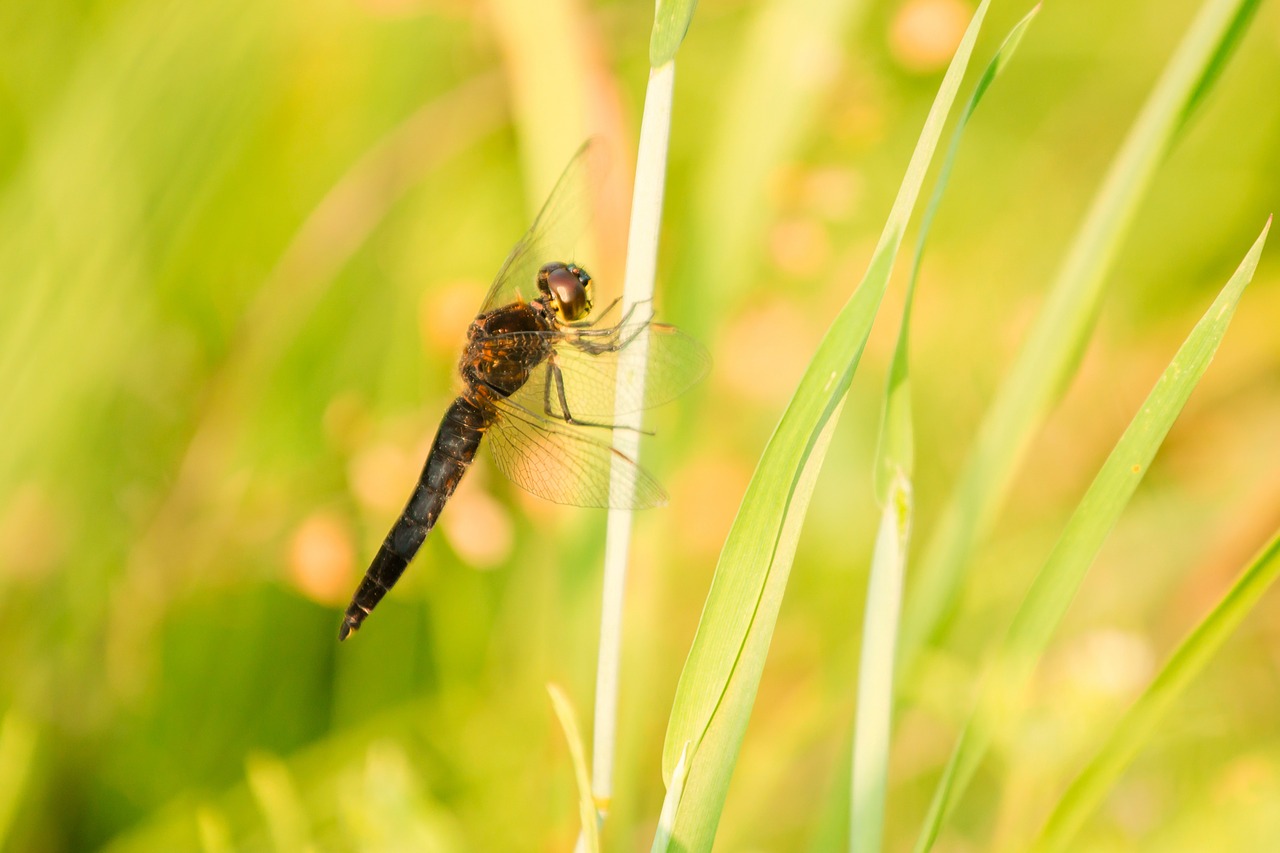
[486,397,668,510]
[480,140,602,314]
[487,320,710,420]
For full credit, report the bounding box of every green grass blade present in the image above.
[1177,0,1263,131]
[658,3,992,847]
[651,0,700,66]
[899,0,1264,667]
[651,742,691,853]
[548,685,600,853]
[875,2,1039,502]
[1031,525,1280,853]
[851,475,912,853]
[853,14,1038,851]
[913,219,1271,851]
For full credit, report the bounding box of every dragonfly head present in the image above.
[538,262,594,323]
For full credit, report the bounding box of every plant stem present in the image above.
[591,59,676,827]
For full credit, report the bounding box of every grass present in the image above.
[853,10,1039,851]
[1,0,1277,851]
[915,217,1271,852]
[659,4,993,846]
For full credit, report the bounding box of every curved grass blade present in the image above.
[899,0,1266,668]
[658,3,993,848]
[1031,527,1280,853]
[913,219,1271,852]
[549,685,600,853]
[853,13,1039,851]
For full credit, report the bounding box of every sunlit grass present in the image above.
[853,11,1038,851]
[660,3,993,847]
[1,0,1277,850]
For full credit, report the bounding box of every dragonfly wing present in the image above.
[479,140,602,314]
[489,321,710,421]
[486,397,668,510]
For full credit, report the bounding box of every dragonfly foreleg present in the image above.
[568,304,655,355]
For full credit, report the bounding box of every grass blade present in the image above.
[659,3,993,847]
[1031,526,1280,852]
[914,218,1271,851]
[549,685,600,853]
[851,476,912,853]
[651,0,700,66]
[899,0,1265,667]
[593,56,681,832]
[853,12,1038,850]
[651,742,691,853]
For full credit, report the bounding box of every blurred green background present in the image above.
[1,0,1278,850]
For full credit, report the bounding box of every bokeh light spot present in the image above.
[440,476,514,570]
[888,0,972,74]
[288,511,356,604]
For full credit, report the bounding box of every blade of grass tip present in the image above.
[659,2,992,847]
[853,14,1039,851]
[899,0,1265,669]
[651,742,691,853]
[651,0,700,66]
[1032,526,1280,853]
[549,685,601,853]
[874,3,1039,504]
[593,18,684,831]
[913,218,1271,852]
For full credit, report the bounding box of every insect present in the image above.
[339,142,708,640]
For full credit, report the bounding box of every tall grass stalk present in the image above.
[591,50,682,846]
[571,2,697,847]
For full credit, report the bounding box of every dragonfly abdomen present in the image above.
[338,396,493,640]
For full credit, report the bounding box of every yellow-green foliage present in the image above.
[0,1,1277,851]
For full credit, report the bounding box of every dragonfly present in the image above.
[339,142,709,640]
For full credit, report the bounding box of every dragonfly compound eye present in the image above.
[542,264,593,323]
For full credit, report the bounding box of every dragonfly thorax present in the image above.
[537,262,593,324]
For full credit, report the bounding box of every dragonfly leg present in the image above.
[547,360,653,435]
[567,303,655,355]
[570,317,650,354]
[542,365,564,420]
